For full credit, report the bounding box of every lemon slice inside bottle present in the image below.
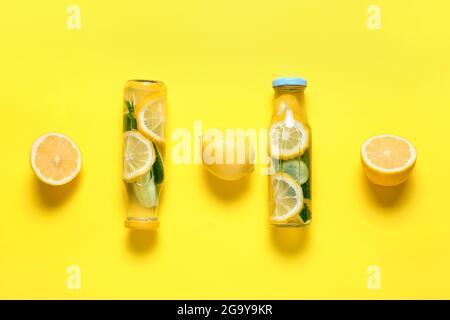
[123,131,155,182]
[269,117,310,160]
[270,173,304,223]
[136,96,165,144]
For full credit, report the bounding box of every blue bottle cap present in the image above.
[272,77,307,88]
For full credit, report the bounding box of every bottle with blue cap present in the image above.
[268,77,311,227]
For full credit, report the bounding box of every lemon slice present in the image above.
[275,93,300,115]
[136,96,165,144]
[269,114,310,160]
[270,173,304,223]
[123,131,155,182]
[361,134,416,186]
[30,133,82,186]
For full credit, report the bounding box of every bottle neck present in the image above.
[273,86,305,113]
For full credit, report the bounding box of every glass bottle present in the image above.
[122,80,166,229]
[269,78,311,227]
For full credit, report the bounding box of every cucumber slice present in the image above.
[272,157,282,173]
[281,158,309,185]
[132,171,157,208]
[300,149,310,167]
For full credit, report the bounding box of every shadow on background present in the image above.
[127,230,158,254]
[270,226,310,255]
[203,169,251,201]
[33,172,81,209]
[362,170,413,209]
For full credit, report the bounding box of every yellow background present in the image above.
[1,0,449,299]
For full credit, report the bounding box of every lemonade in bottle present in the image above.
[269,78,311,227]
[123,80,166,229]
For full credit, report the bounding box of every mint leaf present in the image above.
[299,203,310,223]
[302,180,310,199]
[125,100,135,113]
[152,144,164,184]
[124,100,137,131]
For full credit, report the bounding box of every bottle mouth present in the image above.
[126,79,166,91]
[129,79,159,83]
[272,77,307,88]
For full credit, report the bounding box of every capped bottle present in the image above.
[268,77,311,227]
[122,80,166,229]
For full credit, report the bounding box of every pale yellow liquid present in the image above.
[123,80,166,225]
[269,86,311,227]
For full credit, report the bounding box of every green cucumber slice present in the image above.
[132,171,157,208]
[281,158,309,185]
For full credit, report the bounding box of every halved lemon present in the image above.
[270,173,304,223]
[269,114,310,160]
[30,133,82,186]
[123,131,155,182]
[361,134,416,186]
[136,96,165,144]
